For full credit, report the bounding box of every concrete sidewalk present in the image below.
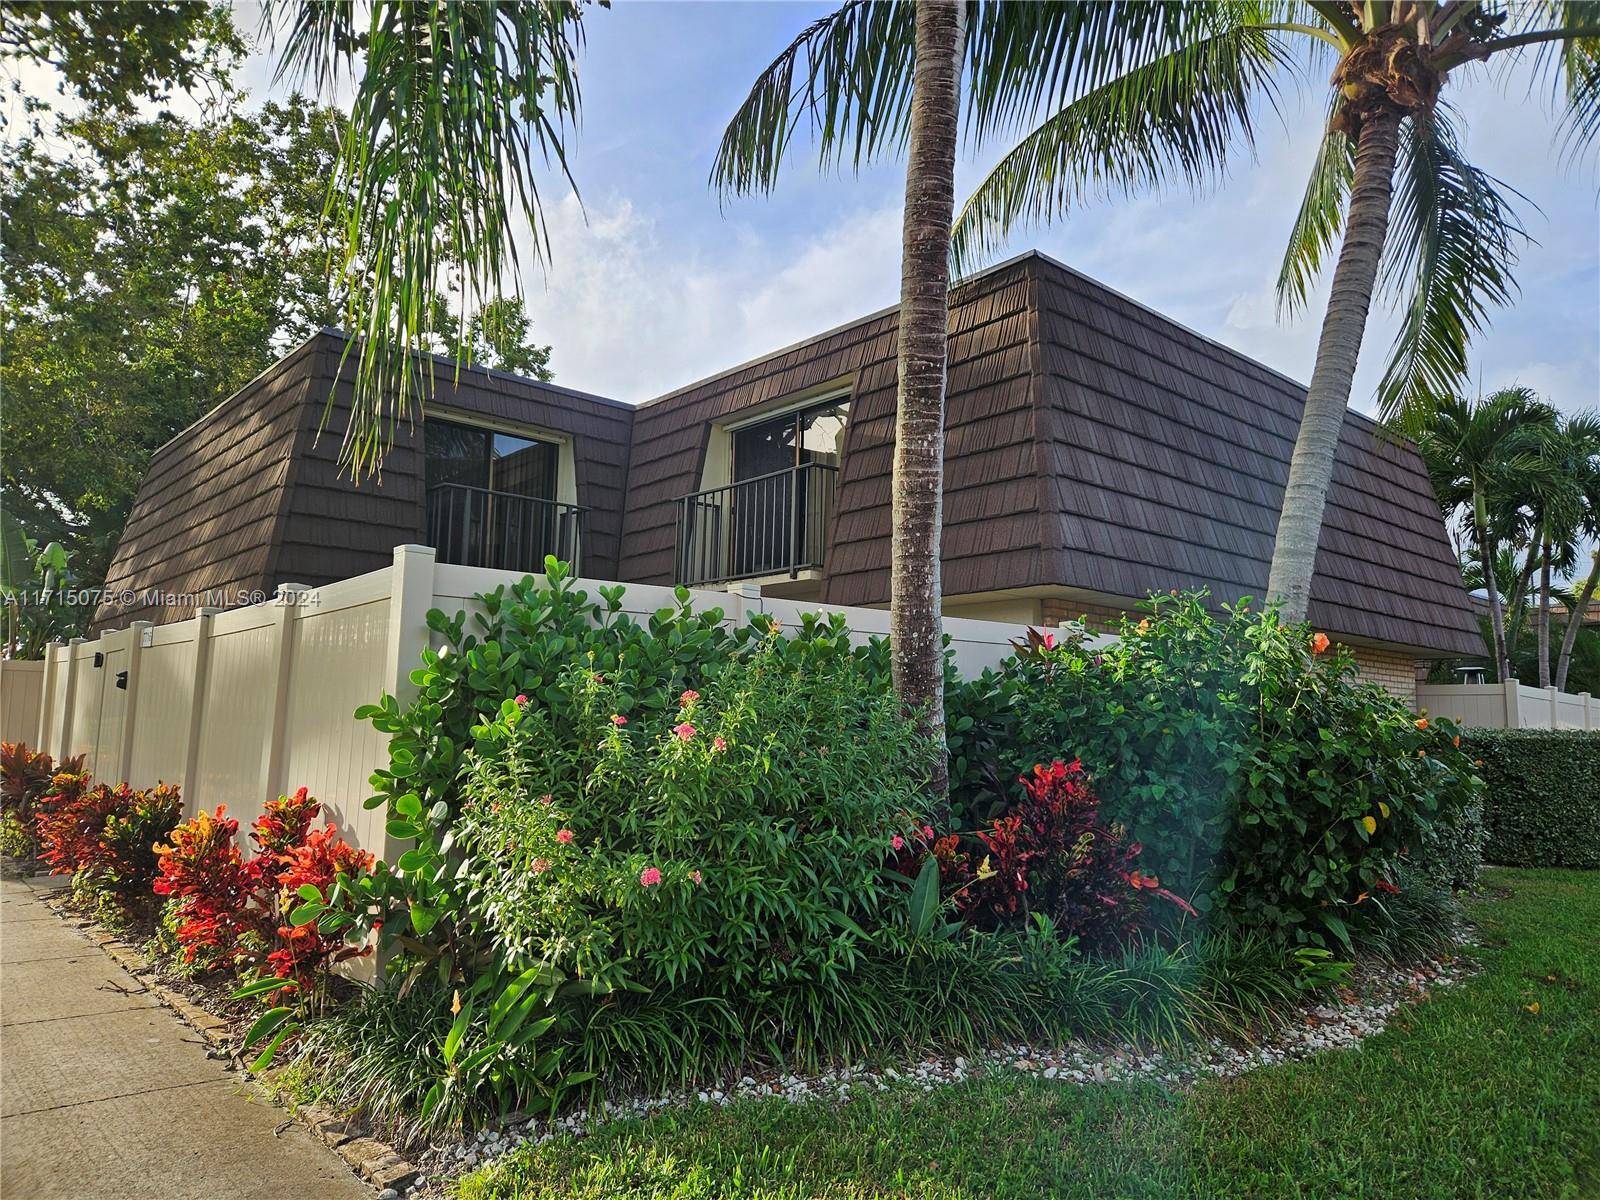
[1,876,370,1200]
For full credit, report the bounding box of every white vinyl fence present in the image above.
[7,545,1095,863]
[1417,680,1599,731]
[0,660,44,743]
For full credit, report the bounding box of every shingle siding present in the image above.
[94,253,1481,659]
[93,331,634,631]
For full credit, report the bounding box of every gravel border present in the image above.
[411,941,1476,1196]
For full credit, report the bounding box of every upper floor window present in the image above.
[732,397,849,482]
[425,418,558,500]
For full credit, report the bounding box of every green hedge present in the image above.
[1465,730,1600,869]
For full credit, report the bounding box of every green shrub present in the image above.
[1465,729,1600,868]
[456,628,932,996]
[948,594,1485,948]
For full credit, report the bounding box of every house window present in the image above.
[426,418,572,570]
[731,398,849,482]
[425,418,558,500]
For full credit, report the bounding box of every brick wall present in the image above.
[1346,644,1420,704]
[1041,598,1130,634]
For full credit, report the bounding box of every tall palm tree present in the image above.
[1546,413,1600,689]
[952,1,1600,623]
[271,1,588,477]
[713,4,1231,800]
[1416,387,1549,682]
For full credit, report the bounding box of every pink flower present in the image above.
[1043,632,1056,650]
[532,857,551,874]
[921,824,934,841]
[555,829,574,845]
[514,693,529,706]
[539,793,554,806]
[611,714,628,726]
[639,866,662,887]
[594,672,606,683]
[712,736,727,753]
[673,722,697,741]
[690,870,703,886]
[891,835,905,851]
[680,689,700,705]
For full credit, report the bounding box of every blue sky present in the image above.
[185,3,1600,413]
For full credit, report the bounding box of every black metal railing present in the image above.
[427,483,586,573]
[674,463,838,586]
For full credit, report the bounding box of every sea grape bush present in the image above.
[154,789,372,987]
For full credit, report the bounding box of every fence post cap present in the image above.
[726,582,761,599]
[393,543,438,564]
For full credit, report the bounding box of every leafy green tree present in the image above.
[1,96,349,591]
[428,297,555,380]
[950,0,1600,624]
[0,1,240,120]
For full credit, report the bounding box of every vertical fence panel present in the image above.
[0,660,44,743]
[130,624,197,788]
[193,610,278,827]
[281,594,394,856]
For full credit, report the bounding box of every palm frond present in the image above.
[714,1,1280,201]
[951,17,1287,276]
[1274,102,1352,318]
[1375,107,1529,429]
[274,0,587,479]
[710,0,915,198]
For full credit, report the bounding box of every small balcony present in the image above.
[674,462,838,587]
[427,483,586,574]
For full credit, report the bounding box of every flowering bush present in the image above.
[153,790,372,986]
[33,774,182,905]
[0,742,85,859]
[947,593,1485,949]
[454,628,931,997]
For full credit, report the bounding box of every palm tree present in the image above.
[1545,413,1600,689]
[1416,387,1550,682]
[952,1,1600,623]
[271,2,588,477]
[713,4,1233,801]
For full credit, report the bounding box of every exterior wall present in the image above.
[95,333,635,633]
[1348,645,1419,703]
[615,260,1046,605]
[1041,597,1133,634]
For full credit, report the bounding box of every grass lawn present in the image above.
[456,869,1599,1200]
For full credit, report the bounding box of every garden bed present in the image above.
[453,869,1595,1200]
[414,941,1473,1197]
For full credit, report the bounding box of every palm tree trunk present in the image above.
[890,0,964,811]
[1555,549,1599,691]
[1267,107,1404,623]
[1536,537,1553,688]
[1473,483,1511,682]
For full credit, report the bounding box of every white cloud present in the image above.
[521,194,904,403]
